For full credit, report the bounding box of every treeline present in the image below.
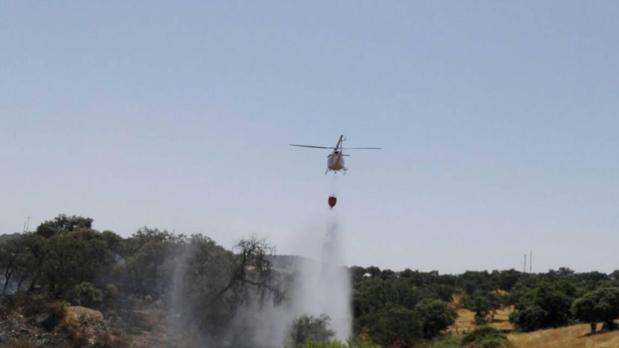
[350,265,619,346]
[2,214,619,348]
[351,267,457,345]
[0,215,282,347]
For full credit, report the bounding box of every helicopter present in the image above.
[290,135,381,174]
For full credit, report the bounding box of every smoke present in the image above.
[242,215,352,345]
[165,215,352,347]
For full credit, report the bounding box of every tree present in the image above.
[465,291,501,324]
[288,314,335,344]
[572,287,619,334]
[42,230,110,298]
[510,305,548,332]
[0,235,21,294]
[167,236,282,347]
[510,281,573,331]
[369,305,422,347]
[413,298,455,339]
[36,215,93,238]
[68,282,103,308]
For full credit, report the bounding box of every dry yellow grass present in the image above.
[508,323,619,348]
[447,307,514,334]
[447,292,513,334]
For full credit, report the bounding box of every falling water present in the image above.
[292,215,352,341]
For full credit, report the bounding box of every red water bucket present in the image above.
[328,195,337,209]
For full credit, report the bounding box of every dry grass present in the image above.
[508,323,619,348]
[447,293,513,335]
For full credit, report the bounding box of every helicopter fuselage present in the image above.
[327,151,346,172]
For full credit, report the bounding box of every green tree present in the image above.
[0,235,23,294]
[510,281,573,331]
[68,282,103,308]
[370,305,421,347]
[509,305,548,332]
[465,291,500,324]
[572,287,619,334]
[289,315,335,344]
[36,214,93,238]
[413,298,455,339]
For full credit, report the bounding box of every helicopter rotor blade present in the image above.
[341,147,382,150]
[289,144,334,149]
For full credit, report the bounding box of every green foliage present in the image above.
[68,282,103,308]
[174,235,278,346]
[464,291,501,324]
[36,214,93,238]
[43,230,111,298]
[116,229,173,297]
[5,214,619,346]
[370,304,422,346]
[509,281,573,331]
[293,337,380,348]
[461,326,510,348]
[509,305,547,332]
[353,266,458,345]
[571,287,619,333]
[421,336,461,348]
[414,298,455,339]
[289,315,335,345]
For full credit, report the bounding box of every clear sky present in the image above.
[1,1,618,273]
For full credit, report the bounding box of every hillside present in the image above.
[448,295,619,348]
[508,322,619,348]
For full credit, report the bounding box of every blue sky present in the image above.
[1,1,618,273]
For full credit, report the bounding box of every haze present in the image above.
[1,1,618,273]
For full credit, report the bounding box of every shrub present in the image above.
[293,338,380,348]
[424,336,461,348]
[461,326,510,348]
[67,282,102,308]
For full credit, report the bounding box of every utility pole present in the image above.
[523,254,527,273]
[529,250,533,273]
